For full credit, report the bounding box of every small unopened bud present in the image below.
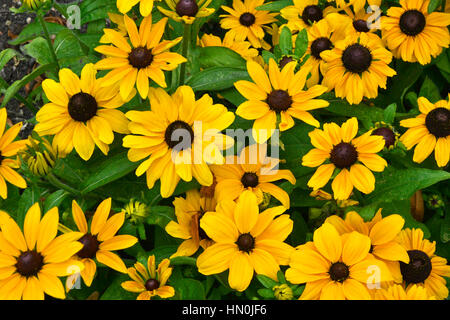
[273,284,293,300]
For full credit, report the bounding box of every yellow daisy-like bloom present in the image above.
[302,117,388,200]
[23,0,48,9]
[325,209,410,283]
[321,33,396,105]
[0,204,84,300]
[121,255,175,300]
[396,228,450,300]
[34,63,130,161]
[123,86,235,198]
[235,59,329,143]
[210,144,296,208]
[0,108,27,199]
[381,0,450,65]
[302,18,345,87]
[399,96,450,168]
[69,198,138,287]
[375,283,435,300]
[94,15,186,99]
[99,13,127,44]
[117,0,161,16]
[285,223,393,300]
[197,190,294,292]
[199,33,259,61]
[165,189,217,258]
[158,0,215,25]
[220,0,278,49]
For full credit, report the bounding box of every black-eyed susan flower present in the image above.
[197,191,294,292]
[68,198,138,287]
[235,59,329,143]
[396,228,450,300]
[302,18,345,87]
[375,283,435,300]
[302,117,388,200]
[0,108,27,199]
[381,0,450,65]
[34,63,130,161]
[165,189,217,258]
[210,144,296,208]
[121,255,174,300]
[220,0,278,49]
[158,0,215,24]
[325,209,410,283]
[321,33,396,105]
[0,204,84,300]
[285,223,393,300]
[117,0,161,16]
[339,1,383,43]
[95,15,186,99]
[370,122,399,149]
[123,86,235,198]
[199,33,259,61]
[400,96,450,167]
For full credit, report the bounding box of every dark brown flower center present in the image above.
[16,251,44,277]
[128,47,154,69]
[342,44,372,74]
[164,120,194,150]
[176,0,199,17]
[400,250,432,284]
[353,19,370,32]
[371,127,396,148]
[311,37,332,60]
[236,233,255,253]
[0,151,4,164]
[77,233,100,259]
[329,262,350,282]
[68,92,98,122]
[197,209,212,241]
[330,142,358,169]
[145,278,160,291]
[241,172,259,188]
[425,107,450,138]
[239,12,256,27]
[279,56,295,69]
[399,10,426,36]
[267,90,292,112]
[302,5,323,25]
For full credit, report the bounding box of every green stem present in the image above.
[47,172,80,196]
[37,13,60,72]
[179,23,191,85]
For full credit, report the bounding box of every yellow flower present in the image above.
[196,190,294,292]
[273,283,293,300]
[211,144,296,208]
[123,86,235,198]
[285,223,393,300]
[381,0,450,65]
[69,198,138,287]
[235,59,329,143]
[117,0,161,16]
[375,283,435,300]
[220,0,278,49]
[23,0,48,10]
[34,63,130,161]
[0,204,84,300]
[302,117,387,200]
[99,13,127,44]
[199,33,259,61]
[124,199,148,223]
[21,136,58,177]
[158,0,215,24]
[121,255,174,300]
[0,108,27,199]
[396,228,450,300]
[321,33,396,105]
[95,15,186,99]
[400,96,450,167]
[165,189,217,258]
[325,209,410,283]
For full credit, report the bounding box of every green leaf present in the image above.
[294,29,308,58]
[16,187,42,228]
[9,21,66,45]
[325,97,384,122]
[100,274,136,300]
[428,0,441,12]
[256,0,293,11]
[199,46,246,69]
[0,48,21,71]
[79,152,139,194]
[383,103,397,124]
[172,278,206,299]
[279,26,293,56]
[43,190,69,212]
[186,67,251,91]
[23,37,52,65]
[419,76,441,103]
[54,29,90,59]
[146,206,176,228]
[257,288,275,299]
[256,274,278,289]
